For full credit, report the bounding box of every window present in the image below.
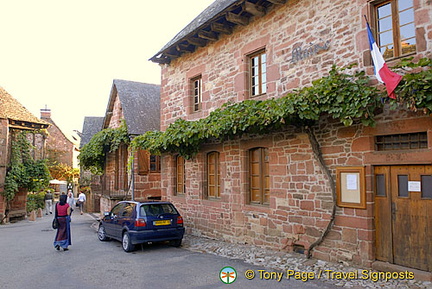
[191,76,202,112]
[175,155,185,195]
[249,50,267,97]
[249,148,270,205]
[138,150,160,174]
[206,152,220,199]
[373,0,416,59]
[375,132,428,151]
[150,155,161,172]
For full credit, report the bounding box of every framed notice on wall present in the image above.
[336,166,366,209]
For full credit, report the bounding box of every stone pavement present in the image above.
[180,235,432,289]
[88,213,430,289]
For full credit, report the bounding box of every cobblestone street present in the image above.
[181,234,432,289]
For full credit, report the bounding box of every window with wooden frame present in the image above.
[372,0,416,59]
[191,75,202,112]
[150,155,161,172]
[249,49,267,97]
[249,147,270,205]
[375,132,428,151]
[206,151,220,199]
[138,150,161,174]
[175,155,185,195]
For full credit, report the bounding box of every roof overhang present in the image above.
[150,0,287,64]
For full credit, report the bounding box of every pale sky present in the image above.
[0,0,215,145]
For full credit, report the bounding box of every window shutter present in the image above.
[138,149,150,175]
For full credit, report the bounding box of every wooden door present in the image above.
[375,165,432,271]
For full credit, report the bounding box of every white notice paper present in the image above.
[346,174,358,190]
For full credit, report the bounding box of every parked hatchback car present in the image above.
[97,201,185,252]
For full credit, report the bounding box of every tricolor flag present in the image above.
[366,20,402,99]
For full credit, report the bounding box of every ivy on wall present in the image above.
[79,58,432,170]
[78,120,130,174]
[1,131,51,202]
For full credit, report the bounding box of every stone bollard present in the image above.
[37,208,43,218]
[29,211,36,221]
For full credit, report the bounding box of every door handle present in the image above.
[391,202,396,220]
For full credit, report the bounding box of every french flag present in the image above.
[366,21,402,99]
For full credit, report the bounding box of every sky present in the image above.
[0,0,215,146]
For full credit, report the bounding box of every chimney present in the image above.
[40,106,51,119]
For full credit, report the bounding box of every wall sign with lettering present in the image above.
[291,39,331,64]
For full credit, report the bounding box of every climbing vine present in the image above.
[131,64,383,158]
[391,57,432,112]
[78,120,130,174]
[79,58,431,169]
[2,131,51,202]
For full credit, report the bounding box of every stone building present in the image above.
[79,116,104,212]
[0,87,49,221]
[40,107,74,167]
[150,0,432,275]
[99,79,161,213]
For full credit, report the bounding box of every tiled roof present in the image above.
[104,80,160,135]
[156,0,237,53]
[0,86,49,126]
[80,116,104,148]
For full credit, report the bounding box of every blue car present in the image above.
[97,201,185,252]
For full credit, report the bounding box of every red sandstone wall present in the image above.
[158,0,432,267]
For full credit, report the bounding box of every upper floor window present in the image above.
[191,75,202,112]
[249,50,267,97]
[373,0,416,59]
[249,147,270,205]
[175,155,185,195]
[206,151,220,199]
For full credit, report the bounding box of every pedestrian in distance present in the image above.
[66,190,76,219]
[77,190,86,215]
[44,190,53,215]
[53,194,71,251]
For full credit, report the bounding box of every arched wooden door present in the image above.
[375,165,432,271]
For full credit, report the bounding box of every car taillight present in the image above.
[177,216,184,226]
[135,219,147,227]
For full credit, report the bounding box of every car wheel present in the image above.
[170,239,182,247]
[97,225,109,241]
[122,232,135,252]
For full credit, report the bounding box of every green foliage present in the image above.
[83,59,430,163]
[26,191,46,213]
[2,131,51,202]
[391,57,432,113]
[78,120,130,174]
[132,65,381,159]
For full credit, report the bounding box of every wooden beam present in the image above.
[198,30,218,41]
[152,56,171,64]
[211,22,233,35]
[187,37,208,47]
[176,43,195,53]
[226,12,250,26]
[266,0,287,4]
[244,1,266,17]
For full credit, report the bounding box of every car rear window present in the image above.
[140,204,178,217]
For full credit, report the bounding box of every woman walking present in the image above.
[53,194,72,251]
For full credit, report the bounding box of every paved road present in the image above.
[0,210,339,289]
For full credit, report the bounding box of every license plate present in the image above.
[154,220,171,226]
